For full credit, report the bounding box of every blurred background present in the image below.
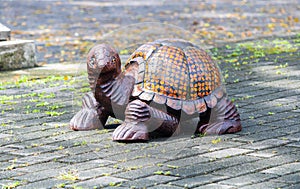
[0,0,299,65]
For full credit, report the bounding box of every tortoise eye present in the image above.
[89,56,96,67]
[112,57,116,63]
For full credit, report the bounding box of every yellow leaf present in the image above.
[212,138,222,144]
[267,23,275,28]
[38,25,46,30]
[64,76,69,81]
[45,43,52,47]
[227,32,234,38]
[280,23,288,28]
[204,23,210,27]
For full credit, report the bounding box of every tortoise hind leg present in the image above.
[198,97,242,135]
[70,92,109,131]
[112,99,179,141]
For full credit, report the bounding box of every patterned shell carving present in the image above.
[125,39,226,115]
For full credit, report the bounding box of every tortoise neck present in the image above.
[88,69,122,93]
[97,70,121,85]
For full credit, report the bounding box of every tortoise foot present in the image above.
[70,108,103,131]
[198,97,242,135]
[70,92,108,131]
[112,122,149,141]
[198,120,242,135]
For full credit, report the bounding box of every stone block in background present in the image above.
[0,23,10,41]
[0,40,38,71]
[0,23,37,71]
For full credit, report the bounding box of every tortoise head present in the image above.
[87,44,121,90]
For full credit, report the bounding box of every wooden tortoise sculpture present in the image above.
[70,39,242,141]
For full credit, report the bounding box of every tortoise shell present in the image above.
[125,39,226,115]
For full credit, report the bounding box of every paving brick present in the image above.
[284,133,300,142]
[213,154,298,177]
[219,173,277,186]
[261,162,300,175]
[146,175,179,182]
[0,133,13,139]
[14,168,62,182]
[192,140,246,152]
[0,153,19,162]
[194,183,236,189]
[121,179,158,188]
[57,152,99,163]
[153,146,203,160]
[121,175,179,188]
[242,139,290,150]
[8,145,59,157]
[290,149,300,156]
[67,159,116,172]
[232,129,293,143]
[115,157,166,170]
[273,124,300,135]
[13,152,66,165]
[282,184,300,189]
[275,173,300,184]
[100,187,127,189]
[78,167,119,180]
[172,174,228,188]
[0,179,23,189]
[169,155,260,178]
[162,155,211,168]
[19,179,64,189]
[247,146,299,158]
[55,145,94,156]
[147,184,183,189]
[71,176,127,188]
[16,161,65,174]
[287,141,300,148]
[238,124,277,134]
[201,148,253,159]
[0,169,27,180]
[114,165,165,180]
[239,179,288,189]
[131,139,197,160]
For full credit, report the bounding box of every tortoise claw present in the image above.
[70,108,103,131]
[112,122,149,142]
[198,120,241,135]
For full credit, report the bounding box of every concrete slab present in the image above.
[0,40,37,71]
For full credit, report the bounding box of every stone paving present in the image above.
[0,1,300,189]
[0,35,299,189]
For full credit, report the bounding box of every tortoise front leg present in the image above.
[70,92,109,131]
[112,100,179,141]
[197,97,242,135]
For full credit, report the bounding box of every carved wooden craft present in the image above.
[70,39,242,141]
